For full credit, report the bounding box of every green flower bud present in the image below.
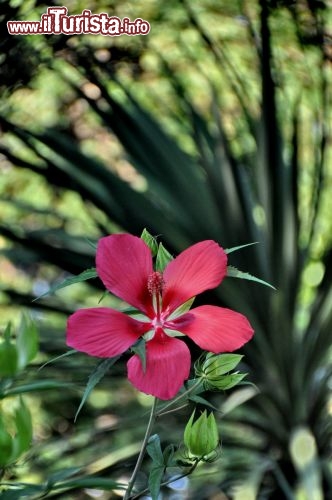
[195,352,246,391]
[184,410,219,458]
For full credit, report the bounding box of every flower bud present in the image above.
[195,352,246,391]
[184,410,219,458]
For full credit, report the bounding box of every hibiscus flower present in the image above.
[66,234,253,400]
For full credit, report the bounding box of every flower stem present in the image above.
[156,379,203,417]
[123,397,158,500]
[131,458,200,499]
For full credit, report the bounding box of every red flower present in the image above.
[66,234,254,400]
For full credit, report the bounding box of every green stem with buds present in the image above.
[156,378,203,417]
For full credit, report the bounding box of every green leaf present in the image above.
[54,476,125,491]
[75,357,120,422]
[38,349,77,370]
[0,416,13,466]
[147,435,165,500]
[16,315,38,370]
[225,242,258,254]
[148,466,164,500]
[1,380,74,398]
[141,228,158,256]
[155,242,173,272]
[0,336,18,377]
[130,338,147,373]
[11,397,33,461]
[162,444,176,467]
[33,267,98,301]
[0,485,45,499]
[3,322,12,342]
[147,434,164,466]
[46,467,82,486]
[189,395,218,411]
[227,266,276,290]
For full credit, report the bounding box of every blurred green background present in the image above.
[0,0,331,498]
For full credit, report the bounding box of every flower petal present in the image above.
[96,234,154,316]
[171,305,254,352]
[162,240,227,313]
[66,307,150,357]
[127,334,191,400]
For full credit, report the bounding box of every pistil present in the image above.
[147,271,165,320]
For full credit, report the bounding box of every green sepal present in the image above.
[155,242,173,272]
[195,353,247,392]
[75,356,120,422]
[98,290,109,304]
[184,410,219,457]
[205,372,247,391]
[33,267,98,301]
[167,297,195,320]
[197,353,243,377]
[130,338,147,373]
[227,265,276,290]
[141,228,158,256]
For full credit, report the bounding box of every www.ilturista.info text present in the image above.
[7,7,150,36]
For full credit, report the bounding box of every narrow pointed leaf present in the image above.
[227,266,276,290]
[38,350,77,370]
[189,395,218,410]
[75,357,120,422]
[33,268,98,301]
[225,242,258,254]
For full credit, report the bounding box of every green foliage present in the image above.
[33,267,98,301]
[227,265,276,290]
[74,356,120,422]
[0,316,38,377]
[146,434,165,500]
[0,319,36,470]
[1,0,332,497]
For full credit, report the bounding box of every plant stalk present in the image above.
[123,397,158,500]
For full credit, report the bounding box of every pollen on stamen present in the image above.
[148,271,165,296]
